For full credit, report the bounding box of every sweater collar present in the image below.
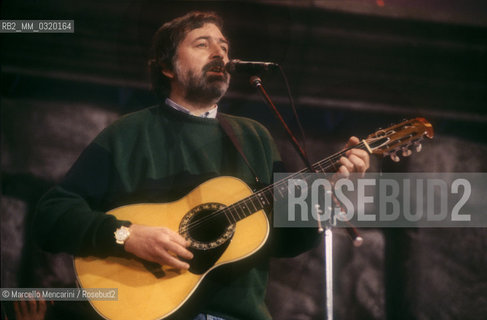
[165,98,218,119]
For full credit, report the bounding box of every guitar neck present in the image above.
[220,141,370,224]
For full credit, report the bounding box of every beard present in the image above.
[174,59,230,104]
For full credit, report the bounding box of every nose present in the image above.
[210,42,227,60]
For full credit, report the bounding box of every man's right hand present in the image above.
[123,224,193,270]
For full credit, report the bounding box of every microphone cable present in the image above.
[277,65,311,167]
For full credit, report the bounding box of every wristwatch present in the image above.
[114,226,131,245]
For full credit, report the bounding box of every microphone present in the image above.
[225,59,279,74]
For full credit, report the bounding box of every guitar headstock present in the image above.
[365,118,434,162]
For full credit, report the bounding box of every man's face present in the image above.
[170,23,230,103]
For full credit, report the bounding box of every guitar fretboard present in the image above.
[217,141,370,225]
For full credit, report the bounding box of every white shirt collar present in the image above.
[165,98,218,119]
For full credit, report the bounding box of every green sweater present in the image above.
[35,104,319,319]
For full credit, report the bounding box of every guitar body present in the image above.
[74,176,269,320]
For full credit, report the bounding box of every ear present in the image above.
[161,63,175,79]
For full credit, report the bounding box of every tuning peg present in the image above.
[414,142,422,152]
[402,147,412,157]
[390,152,400,162]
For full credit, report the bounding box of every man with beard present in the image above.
[35,11,369,319]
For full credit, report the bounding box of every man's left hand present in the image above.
[338,136,370,176]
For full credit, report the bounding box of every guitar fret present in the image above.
[232,206,245,220]
[249,196,260,212]
[224,209,236,224]
[276,183,285,199]
[231,208,239,224]
[318,162,326,172]
[280,182,288,195]
[261,190,271,206]
[228,205,242,222]
[256,193,267,207]
[330,156,339,171]
[241,202,251,216]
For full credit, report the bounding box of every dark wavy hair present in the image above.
[148,11,224,98]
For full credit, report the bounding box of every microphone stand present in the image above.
[249,76,314,172]
[250,75,363,320]
[324,214,334,320]
[250,75,336,319]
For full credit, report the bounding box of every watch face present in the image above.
[115,227,130,243]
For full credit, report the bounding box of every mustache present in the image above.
[202,59,227,74]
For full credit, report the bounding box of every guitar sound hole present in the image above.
[187,209,229,243]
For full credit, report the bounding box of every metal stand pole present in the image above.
[249,74,363,320]
[324,226,333,320]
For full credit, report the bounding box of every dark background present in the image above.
[2,0,486,319]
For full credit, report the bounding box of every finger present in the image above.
[340,156,354,173]
[19,300,29,316]
[348,154,366,174]
[38,299,47,315]
[15,300,30,319]
[165,240,194,260]
[14,301,22,318]
[164,228,190,247]
[347,148,370,169]
[28,299,38,314]
[158,250,190,269]
[346,136,360,148]
[338,164,350,177]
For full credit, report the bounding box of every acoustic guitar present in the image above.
[74,118,433,320]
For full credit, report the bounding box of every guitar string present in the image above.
[178,142,370,234]
[179,142,369,234]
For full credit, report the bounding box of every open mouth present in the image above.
[207,65,225,74]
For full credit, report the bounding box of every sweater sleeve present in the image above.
[34,142,130,257]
